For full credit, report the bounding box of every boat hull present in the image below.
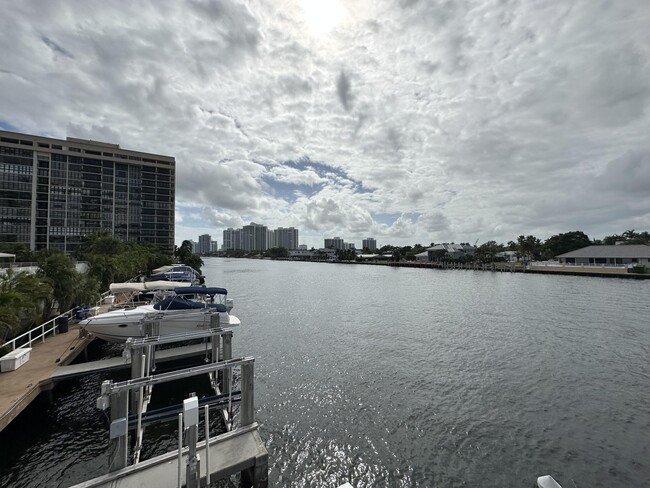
[80,306,240,342]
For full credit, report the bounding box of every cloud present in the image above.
[336,71,353,111]
[0,0,648,248]
[41,36,74,59]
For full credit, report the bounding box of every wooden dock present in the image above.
[0,324,93,432]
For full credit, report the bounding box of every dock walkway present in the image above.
[0,324,93,432]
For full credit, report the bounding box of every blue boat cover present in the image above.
[154,296,227,312]
[174,287,227,295]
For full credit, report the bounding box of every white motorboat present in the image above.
[80,287,240,342]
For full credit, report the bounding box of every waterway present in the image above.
[1,258,649,487]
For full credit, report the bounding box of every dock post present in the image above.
[184,396,201,488]
[109,388,129,472]
[241,362,255,427]
[204,405,210,485]
[130,350,144,413]
[222,334,232,393]
[210,312,220,329]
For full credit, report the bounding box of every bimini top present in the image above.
[174,287,227,296]
[110,281,193,293]
[154,296,227,312]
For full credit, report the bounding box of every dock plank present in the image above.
[0,325,93,432]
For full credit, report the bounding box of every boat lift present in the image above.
[71,317,267,488]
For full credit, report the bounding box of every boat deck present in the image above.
[0,324,93,432]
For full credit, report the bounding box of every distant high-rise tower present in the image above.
[324,237,344,250]
[198,234,211,254]
[362,237,377,251]
[241,222,268,251]
[275,227,299,249]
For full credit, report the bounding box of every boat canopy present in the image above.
[109,281,194,293]
[153,296,227,312]
[174,287,227,296]
[151,264,194,274]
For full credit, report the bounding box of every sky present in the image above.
[1,0,649,249]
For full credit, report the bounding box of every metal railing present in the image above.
[1,308,75,352]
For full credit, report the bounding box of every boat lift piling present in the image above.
[72,320,268,488]
[90,355,263,487]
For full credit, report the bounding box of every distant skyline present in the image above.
[1,1,649,249]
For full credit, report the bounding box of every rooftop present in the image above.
[556,245,650,259]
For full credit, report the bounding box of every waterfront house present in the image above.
[415,251,429,262]
[556,245,650,265]
[426,243,476,262]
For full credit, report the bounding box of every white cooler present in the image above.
[0,347,32,372]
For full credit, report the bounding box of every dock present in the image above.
[0,324,93,432]
[1,302,268,486]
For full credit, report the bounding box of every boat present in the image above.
[147,264,204,284]
[80,287,240,342]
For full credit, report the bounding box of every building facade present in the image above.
[274,227,299,250]
[556,245,650,265]
[324,237,344,250]
[223,224,300,252]
[197,233,212,254]
[0,130,175,253]
[362,237,377,251]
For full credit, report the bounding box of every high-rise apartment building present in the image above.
[274,227,299,249]
[324,237,344,250]
[241,222,268,251]
[197,233,211,254]
[0,130,175,252]
[362,237,377,251]
[223,224,300,252]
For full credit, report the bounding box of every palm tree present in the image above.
[0,269,53,339]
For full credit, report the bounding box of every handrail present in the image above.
[0,308,76,352]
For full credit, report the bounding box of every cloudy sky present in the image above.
[1,0,649,248]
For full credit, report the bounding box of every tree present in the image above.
[602,230,650,245]
[336,249,357,261]
[174,240,203,272]
[405,244,426,260]
[476,241,505,262]
[266,247,289,259]
[516,235,542,262]
[0,269,53,339]
[543,231,591,259]
[37,250,78,314]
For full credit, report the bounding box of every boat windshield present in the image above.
[153,296,227,312]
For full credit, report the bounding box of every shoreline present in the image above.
[210,256,650,279]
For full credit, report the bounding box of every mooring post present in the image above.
[241,361,255,427]
[210,312,220,329]
[222,334,232,393]
[204,405,210,485]
[184,395,201,488]
[130,349,143,413]
[109,388,129,472]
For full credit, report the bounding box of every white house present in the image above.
[556,245,650,265]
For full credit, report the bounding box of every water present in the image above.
[2,258,649,487]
